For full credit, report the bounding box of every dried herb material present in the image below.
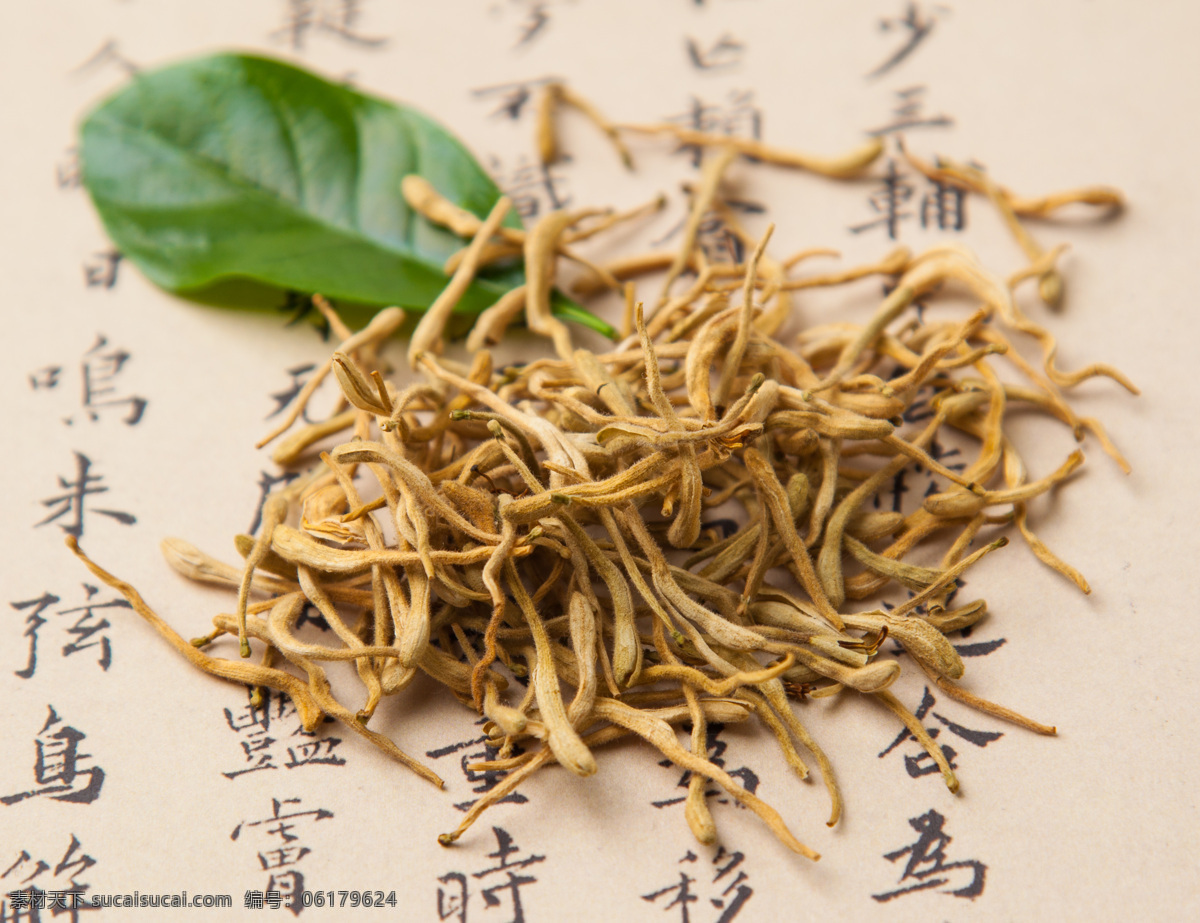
[70,89,1133,860]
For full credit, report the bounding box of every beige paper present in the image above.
[2,1,1198,920]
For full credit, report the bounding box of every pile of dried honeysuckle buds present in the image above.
[71,97,1135,858]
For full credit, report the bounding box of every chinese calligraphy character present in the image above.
[653,723,759,810]
[868,86,954,137]
[487,154,571,221]
[685,33,745,71]
[427,724,529,813]
[248,471,302,535]
[71,40,138,77]
[293,603,332,633]
[82,251,122,290]
[1,835,97,923]
[233,796,332,913]
[513,2,550,46]
[2,707,105,806]
[643,848,754,922]
[878,687,1003,779]
[78,334,144,424]
[472,77,560,121]
[222,690,345,780]
[271,0,387,51]
[12,583,125,678]
[29,334,148,426]
[653,194,765,265]
[437,826,544,923]
[867,3,949,79]
[488,0,564,48]
[873,808,986,901]
[36,453,135,539]
[474,827,542,921]
[663,92,762,167]
[266,364,320,421]
[850,159,914,240]
[873,427,966,511]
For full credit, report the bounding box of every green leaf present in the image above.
[79,52,615,338]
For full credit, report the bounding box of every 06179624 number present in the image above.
[299,891,398,908]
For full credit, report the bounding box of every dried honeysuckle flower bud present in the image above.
[843,611,965,680]
[332,351,392,416]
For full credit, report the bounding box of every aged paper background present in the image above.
[2,1,1199,920]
